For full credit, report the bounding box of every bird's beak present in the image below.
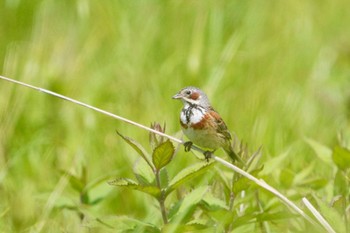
[172,93,183,99]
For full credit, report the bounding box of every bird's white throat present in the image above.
[180,104,206,125]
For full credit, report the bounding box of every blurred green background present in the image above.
[0,0,349,232]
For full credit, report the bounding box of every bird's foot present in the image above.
[184,141,193,152]
[203,151,213,162]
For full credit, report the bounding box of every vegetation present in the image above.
[0,1,349,232]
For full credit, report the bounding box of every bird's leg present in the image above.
[183,141,193,152]
[203,150,215,162]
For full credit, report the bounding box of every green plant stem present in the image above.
[255,191,268,233]
[155,169,168,224]
[228,173,236,211]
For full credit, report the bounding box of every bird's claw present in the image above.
[204,151,212,162]
[184,141,193,152]
[184,142,212,162]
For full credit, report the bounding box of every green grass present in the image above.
[1,1,350,232]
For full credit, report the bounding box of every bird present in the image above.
[172,86,241,162]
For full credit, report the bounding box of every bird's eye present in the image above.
[185,90,191,95]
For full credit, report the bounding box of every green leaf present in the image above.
[81,192,90,205]
[334,169,348,196]
[233,165,264,193]
[108,178,161,198]
[162,223,214,233]
[116,131,154,169]
[231,214,258,229]
[205,208,236,227]
[89,197,105,206]
[83,171,119,193]
[279,169,294,188]
[83,174,118,206]
[305,137,332,163]
[292,162,315,185]
[169,186,209,224]
[232,176,251,194]
[152,140,174,170]
[167,199,183,220]
[186,219,212,229]
[256,211,297,222]
[201,192,229,211]
[246,145,263,172]
[260,150,290,175]
[159,168,169,188]
[86,215,160,233]
[178,186,208,213]
[162,221,213,232]
[312,195,345,233]
[330,195,346,215]
[166,162,215,196]
[332,146,350,170]
[299,178,328,190]
[133,159,155,185]
[61,170,84,192]
[108,177,138,186]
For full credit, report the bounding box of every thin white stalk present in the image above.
[0,75,329,230]
[0,75,181,143]
[302,197,336,233]
[214,156,319,227]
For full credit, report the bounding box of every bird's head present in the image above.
[172,86,211,108]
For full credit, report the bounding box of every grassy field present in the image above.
[1,1,349,232]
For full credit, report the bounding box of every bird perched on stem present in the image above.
[173,86,242,163]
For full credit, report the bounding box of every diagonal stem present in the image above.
[0,75,332,232]
[0,75,181,144]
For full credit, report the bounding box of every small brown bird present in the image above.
[173,86,240,162]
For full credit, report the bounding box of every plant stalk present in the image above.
[155,169,168,224]
[0,75,332,231]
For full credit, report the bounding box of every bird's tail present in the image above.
[224,145,245,165]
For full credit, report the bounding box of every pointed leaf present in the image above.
[108,178,138,186]
[133,159,155,185]
[159,168,169,188]
[170,186,208,223]
[86,215,160,233]
[260,150,290,175]
[166,162,215,196]
[60,170,84,192]
[246,145,262,172]
[152,140,174,170]
[299,178,328,190]
[312,195,345,233]
[330,195,346,214]
[117,131,154,169]
[332,146,350,170]
[233,165,264,193]
[206,208,237,227]
[305,138,332,163]
[201,192,229,211]
[293,162,315,185]
[83,171,119,193]
[334,169,348,196]
[89,197,105,206]
[168,186,209,226]
[256,211,297,222]
[108,178,161,198]
[279,169,294,188]
[167,199,183,220]
[165,221,212,232]
[232,176,251,193]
